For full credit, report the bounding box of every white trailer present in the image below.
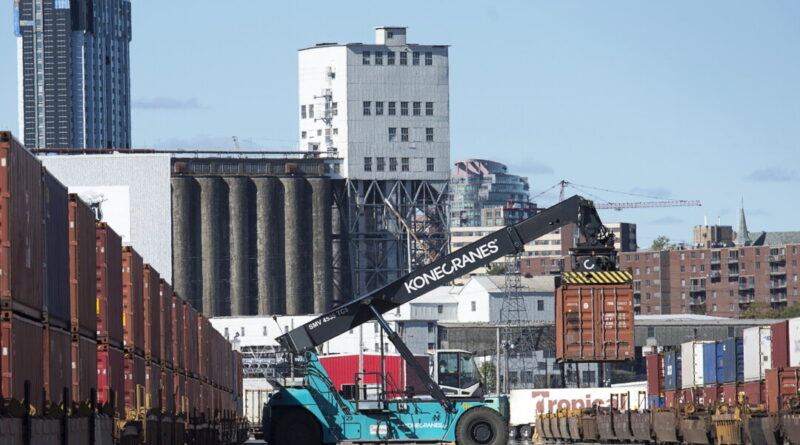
[243,378,273,439]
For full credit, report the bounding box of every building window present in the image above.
[241,327,246,336]
[331,102,338,116]
[425,51,433,65]
[537,300,544,311]
[428,322,434,333]
[363,101,371,116]
[426,128,434,142]
[224,327,229,338]
[471,301,476,311]
[413,51,420,65]
[427,157,435,171]
[401,157,410,171]
[401,101,409,116]
[317,129,322,136]
[263,326,267,336]
[376,157,385,171]
[413,101,421,116]
[647,327,655,337]
[308,104,314,118]
[400,51,407,65]
[388,127,397,141]
[301,105,307,119]
[333,128,338,135]
[375,51,383,65]
[364,157,372,171]
[389,157,397,171]
[426,102,433,116]
[375,101,384,115]
[388,101,396,115]
[362,51,370,64]
[428,342,435,350]
[401,128,409,142]
[387,51,395,65]
[437,305,443,314]
[301,131,307,139]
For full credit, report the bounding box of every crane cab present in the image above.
[431,349,483,398]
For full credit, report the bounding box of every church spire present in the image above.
[734,198,751,246]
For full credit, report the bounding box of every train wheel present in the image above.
[456,407,509,445]
[271,408,321,445]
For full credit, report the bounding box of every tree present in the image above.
[651,236,671,251]
[479,361,496,393]
[486,264,506,275]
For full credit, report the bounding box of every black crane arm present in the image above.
[276,195,615,354]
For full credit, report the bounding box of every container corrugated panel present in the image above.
[161,368,174,412]
[681,340,713,388]
[95,224,123,347]
[97,345,125,416]
[146,362,161,410]
[0,313,44,412]
[171,295,184,372]
[788,318,800,367]
[0,132,44,320]
[716,338,744,383]
[142,264,161,362]
[175,373,186,414]
[121,247,144,354]
[197,315,210,381]
[42,170,70,330]
[702,342,718,385]
[664,390,677,408]
[646,354,664,395]
[664,351,681,390]
[68,194,96,338]
[71,336,97,403]
[743,380,765,405]
[647,395,664,409]
[743,326,772,382]
[236,352,243,399]
[43,324,72,404]
[555,283,635,362]
[765,367,800,413]
[703,385,721,406]
[720,383,741,406]
[184,304,199,377]
[772,320,789,368]
[159,280,173,368]
[123,354,146,415]
[187,377,201,416]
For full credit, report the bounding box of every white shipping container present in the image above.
[789,318,800,367]
[681,341,714,389]
[743,326,772,382]
[243,378,273,435]
[508,384,648,427]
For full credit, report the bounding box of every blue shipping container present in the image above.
[716,338,744,383]
[647,395,664,409]
[703,342,718,385]
[664,351,682,390]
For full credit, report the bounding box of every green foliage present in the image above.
[651,235,671,251]
[486,264,507,275]
[740,302,800,319]
[479,361,496,393]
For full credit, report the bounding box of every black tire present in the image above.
[455,407,509,445]
[270,408,322,445]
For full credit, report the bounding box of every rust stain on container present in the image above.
[556,282,635,362]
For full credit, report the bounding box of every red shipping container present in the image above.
[0,313,44,412]
[124,354,146,415]
[122,247,144,355]
[646,354,664,395]
[682,387,704,405]
[703,385,721,407]
[184,304,199,377]
[96,223,123,347]
[43,324,72,404]
[97,344,125,416]
[175,373,187,414]
[71,336,97,403]
[142,264,161,362]
[187,377,201,416]
[171,294,185,372]
[42,170,71,330]
[663,390,677,408]
[319,353,431,396]
[197,315,210,381]
[743,381,765,405]
[146,362,162,410]
[765,368,800,412]
[236,352,243,399]
[162,368,175,412]
[68,195,97,338]
[160,280,173,368]
[555,282,635,362]
[772,321,790,369]
[0,132,44,320]
[721,383,741,406]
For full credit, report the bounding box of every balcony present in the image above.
[770,295,788,303]
[708,271,721,279]
[770,280,788,289]
[738,295,755,304]
[769,267,787,276]
[710,256,721,264]
[738,278,755,290]
[728,256,739,263]
[633,296,641,307]
[768,254,786,263]
[728,270,739,278]
[689,296,706,306]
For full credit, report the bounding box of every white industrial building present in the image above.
[298,26,449,181]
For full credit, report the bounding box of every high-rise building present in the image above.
[14,0,132,149]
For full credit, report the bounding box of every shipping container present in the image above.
[765,367,800,413]
[198,314,210,381]
[646,354,664,396]
[172,294,184,372]
[319,353,431,396]
[664,390,677,408]
[175,373,187,414]
[720,383,740,406]
[772,320,790,368]
[743,326,772,382]
[0,313,45,412]
[742,380,765,405]
[43,324,72,404]
[789,318,800,367]
[681,341,714,389]
[95,223,123,347]
[146,362,161,410]
[160,280,173,368]
[121,247,144,354]
[97,344,125,416]
[555,283,635,362]
[716,338,744,384]
[702,342,718,385]
[0,132,44,320]
[162,368,175,412]
[68,194,96,338]
[682,387,704,405]
[142,264,161,362]
[647,394,664,409]
[42,170,70,330]
[124,354,146,415]
[184,304,199,377]
[703,385,721,406]
[664,351,682,390]
[71,336,97,403]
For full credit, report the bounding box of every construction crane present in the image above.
[531,180,702,209]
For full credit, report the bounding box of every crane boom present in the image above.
[595,200,702,210]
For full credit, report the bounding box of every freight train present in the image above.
[0,131,247,444]
[532,318,800,444]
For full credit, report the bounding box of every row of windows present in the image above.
[301,128,338,139]
[363,157,435,172]
[300,103,337,119]
[363,101,434,116]
[388,127,434,142]
[362,50,433,66]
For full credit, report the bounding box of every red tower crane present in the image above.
[539,180,702,210]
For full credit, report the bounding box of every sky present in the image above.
[0,1,798,248]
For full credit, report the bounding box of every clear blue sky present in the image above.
[1,1,798,247]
